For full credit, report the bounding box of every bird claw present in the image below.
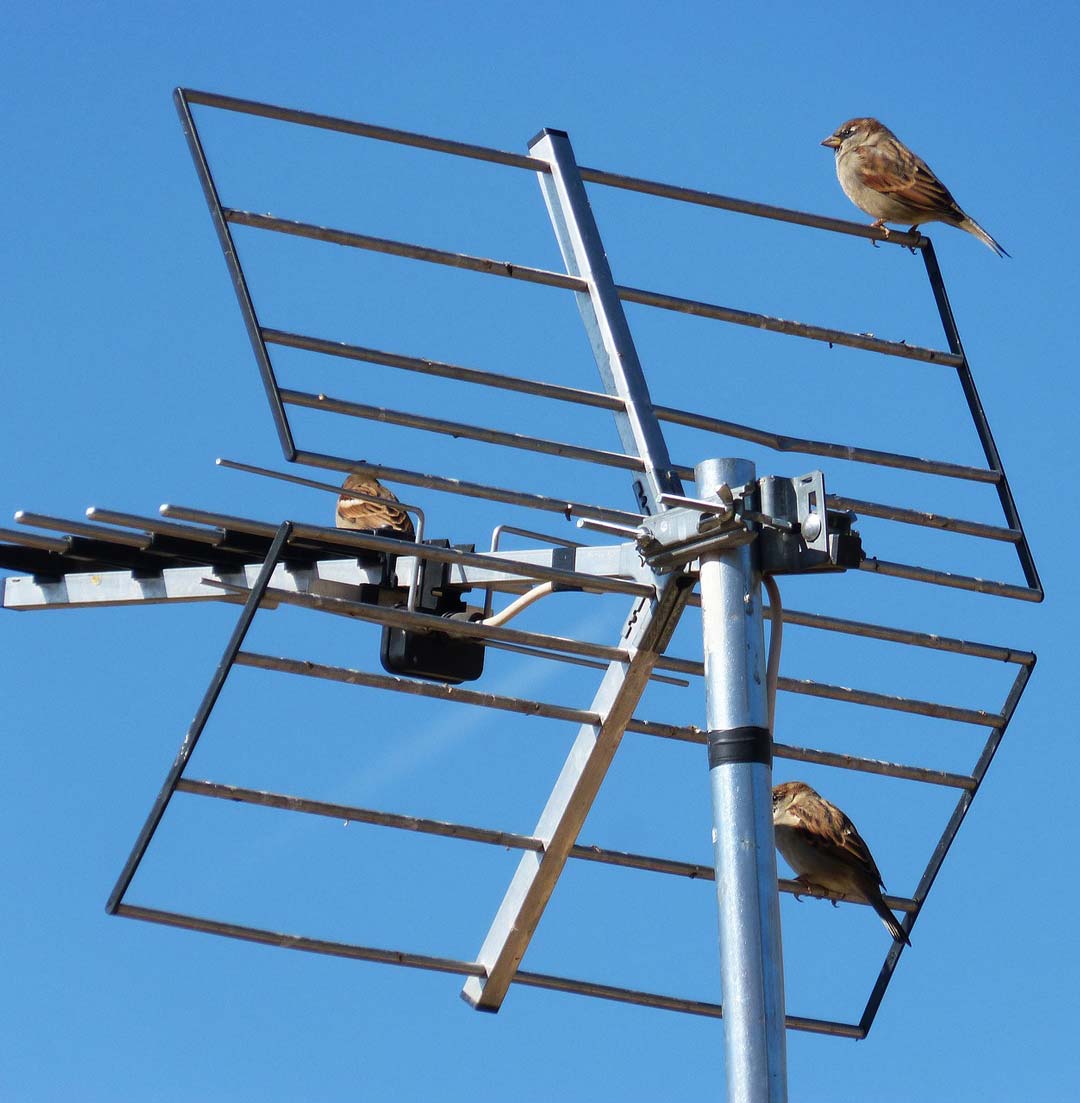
[870,219,890,247]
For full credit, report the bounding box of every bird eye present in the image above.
[842,127,855,138]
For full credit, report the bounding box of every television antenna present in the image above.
[1,90,1039,1103]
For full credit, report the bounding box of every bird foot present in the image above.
[870,219,890,247]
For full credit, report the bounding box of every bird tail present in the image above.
[959,215,1009,258]
[871,894,912,946]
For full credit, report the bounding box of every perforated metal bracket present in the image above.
[754,471,863,575]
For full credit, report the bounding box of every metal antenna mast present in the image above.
[1,90,1041,1102]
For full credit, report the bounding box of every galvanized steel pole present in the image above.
[696,458,788,1102]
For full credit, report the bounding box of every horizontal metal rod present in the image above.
[771,741,975,790]
[777,676,1000,727]
[86,507,225,545]
[263,328,625,412]
[235,651,603,726]
[116,902,485,976]
[181,88,550,173]
[215,457,427,521]
[295,449,646,528]
[176,778,917,914]
[654,406,999,484]
[858,557,1041,602]
[225,209,587,292]
[483,638,690,688]
[115,901,863,1036]
[766,604,1035,666]
[181,88,908,261]
[512,969,865,1038]
[233,650,984,790]
[828,496,1020,543]
[650,648,1001,726]
[0,526,70,553]
[14,511,150,548]
[617,285,962,366]
[231,211,952,368]
[162,505,652,598]
[213,581,685,687]
[578,163,923,250]
[281,388,644,472]
[205,580,634,664]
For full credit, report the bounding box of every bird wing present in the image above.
[856,142,963,220]
[793,795,885,889]
[336,479,415,538]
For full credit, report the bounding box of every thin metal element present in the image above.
[161,504,653,598]
[484,523,585,618]
[216,630,980,794]
[174,90,295,458]
[765,604,1034,666]
[224,210,587,292]
[295,449,646,528]
[104,522,293,914]
[213,457,426,612]
[0,526,70,553]
[826,495,1020,543]
[183,87,905,257]
[776,677,1001,727]
[696,458,787,1102]
[206,581,628,667]
[263,328,625,411]
[86,507,225,544]
[176,778,914,911]
[578,162,922,250]
[921,242,1042,596]
[181,88,550,173]
[857,660,1034,1034]
[655,405,999,484]
[531,128,684,514]
[14,511,150,548]
[280,388,644,472]
[771,742,975,791]
[651,646,999,727]
[618,284,962,367]
[859,557,1040,602]
[485,638,691,688]
[117,902,486,976]
[235,651,603,727]
[113,902,863,1036]
[657,491,738,516]
[462,573,693,1011]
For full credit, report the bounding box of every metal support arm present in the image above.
[461,570,693,1010]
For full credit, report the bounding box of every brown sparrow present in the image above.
[772,781,911,946]
[822,117,1007,256]
[335,474,415,540]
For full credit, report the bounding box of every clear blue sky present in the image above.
[3,3,1076,1100]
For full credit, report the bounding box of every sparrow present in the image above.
[821,117,1008,256]
[772,781,911,946]
[335,473,415,540]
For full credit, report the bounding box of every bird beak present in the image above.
[821,134,841,149]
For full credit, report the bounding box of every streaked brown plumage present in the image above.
[822,117,1007,256]
[335,474,415,540]
[772,780,910,946]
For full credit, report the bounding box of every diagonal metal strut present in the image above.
[461,571,693,1010]
[531,128,684,516]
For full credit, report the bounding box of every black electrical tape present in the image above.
[707,725,772,768]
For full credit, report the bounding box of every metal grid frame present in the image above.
[175,87,1040,602]
[0,89,1041,1046]
[1,498,1034,1038]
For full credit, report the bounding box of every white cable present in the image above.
[762,574,782,734]
[480,582,555,628]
